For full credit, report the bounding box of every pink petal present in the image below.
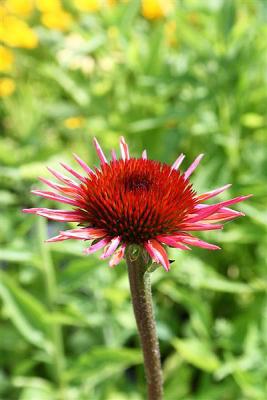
[204,210,244,222]
[220,206,245,215]
[93,137,108,165]
[101,236,121,259]
[184,154,204,180]
[60,162,85,181]
[109,244,126,267]
[194,204,244,218]
[36,209,85,222]
[39,177,77,196]
[156,235,191,250]
[211,194,252,209]
[171,153,185,170]
[145,241,160,263]
[120,136,130,161]
[84,238,110,254]
[189,195,251,223]
[47,167,79,189]
[22,208,42,214]
[45,234,70,243]
[180,223,223,231]
[186,204,223,223]
[179,236,220,250]
[197,184,231,201]
[142,150,147,159]
[60,228,107,240]
[111,149,117,161]
[145,239,170,271]
[31,190,79,207]
[73,153,94,175]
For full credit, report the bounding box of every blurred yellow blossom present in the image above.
[165,20,178,47]
[0,78,16,97]
[41,10,73,31]
[0,5,6,17]
[142,0,173,20]
[74,0,100,12]
[5,0,34,17]
[0,15,38,48]
[64,117,85,129]
[36,0,61,13]
[0,46,14,72]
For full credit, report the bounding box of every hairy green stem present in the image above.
[126,246,163,400]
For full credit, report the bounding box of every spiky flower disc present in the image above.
[23,137,251,270]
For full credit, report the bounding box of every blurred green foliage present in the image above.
[1,0,267,399]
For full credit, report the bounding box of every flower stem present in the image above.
[125,246,163,400]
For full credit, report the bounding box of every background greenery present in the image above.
[0,0,267,399]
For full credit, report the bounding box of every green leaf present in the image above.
[67,347,142,388]
[0,272,50,350]
[0,249,33,263]
[13,377,54,400]
[172,338,220,373]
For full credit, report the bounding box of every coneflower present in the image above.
[23,137,251,400]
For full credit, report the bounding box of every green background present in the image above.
[1,1,267,399]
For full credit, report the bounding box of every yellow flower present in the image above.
[64,117,85,129]
[0,46,14,72]
[0,15,38,48]
[0,5,7,17]
[36,0,61,13]
[5,0,34,17]
[41,10,73,31]
[0,78,16,97]
[141,0,173,20]
[74,0,100,12]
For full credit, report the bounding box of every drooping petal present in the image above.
[145,239,170,271]
[23,208,43,214]
[45,234,70,242]
[60,162,85,181]
[185,203,223,223]
[142,150,147,159]
[179,223,223,231]
[31,190,79,207]
[179,236,221,250]
[172,153,185,170]
[60,227,107,240]
[156,235,191,250]
[189,195,251,223]
[194,204,245,219]
[109,244,126,267]
[73,153,95,175]
[101,236,121,259]
[211,195,252,209]
[84,238,110,254]
[197,184,231,201]
[93,137,108,165]
[204,209,245,222]
[36,209,86,222]
[120,136,130,160]
[184,154,204,180]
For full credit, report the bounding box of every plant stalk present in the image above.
[125,246,163,400]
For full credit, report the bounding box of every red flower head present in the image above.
[23,137,251,271]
